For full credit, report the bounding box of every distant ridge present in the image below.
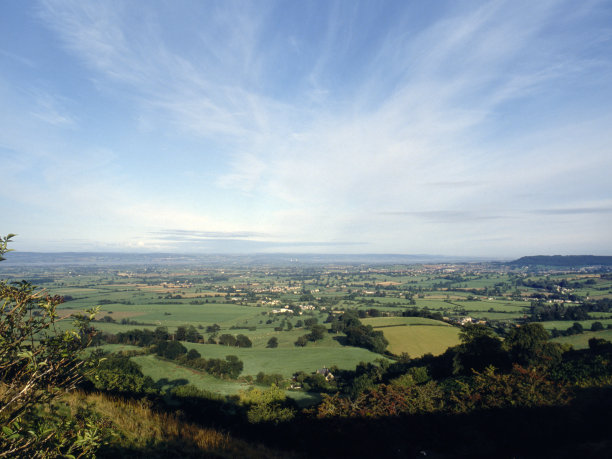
[0,252,488,267]
[509,255,612,267]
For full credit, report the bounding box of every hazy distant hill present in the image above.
[509,255,612,267]
[0,252,488,267]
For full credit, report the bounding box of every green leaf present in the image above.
[17,350,34,359]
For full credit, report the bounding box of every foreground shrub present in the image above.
[88,353,157,395]
[315,365,571,419]
[446,365,571,412]
[0,234,100,457]
[240,386,296,424]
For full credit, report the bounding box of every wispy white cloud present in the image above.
[0,48,37,67]
[533,206,612,216]
[29,91,76,126]
[1,0,609,255]
[153,229,268,240]
[37,0,282,141]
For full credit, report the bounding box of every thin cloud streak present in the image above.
[379,211,505,223]
[532,207,612,216]
[152,229,269,240]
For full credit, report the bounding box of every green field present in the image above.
[362,317,446,327]
[130,354,322,406]
[132,354,251,394]
[183,335,387,377]
[56,302,330,335]
[363,317,461,357]
[59,302,266,327]
[551,329,612,349]
[536,319,612,331]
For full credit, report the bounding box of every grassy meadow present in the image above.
[363,317,461,356]
[551,329,612,349]
[536,319,612,331]
[184,337,387,377]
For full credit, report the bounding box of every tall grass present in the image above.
[62,391,291,458]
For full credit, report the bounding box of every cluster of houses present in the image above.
[289,367,334,390]
[260,299,281,306]
[252,285,302,294]
[451,316,487,326]
[270,303,318,315]
[160,281,193,289]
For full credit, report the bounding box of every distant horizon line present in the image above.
[4,251,612,259]
[1,251,504,262]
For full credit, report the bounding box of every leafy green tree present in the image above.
[202,356,236,378]
[255,372,284,386]
[551,327,560,338]
[240,386,296,424]
[155,340,187,359]
[504,323,560,367]
[184,325,201,342]
[566,322,584,335]
[391,365,431,388]
[0,235,102,457]
[294,335,308,347]
[458,323,495,343]
[175,325,187,341]
[342,310,362,329]
[222,355,243,379]
[185,348,201,360]
[588,337,612,352]
[330,319,345,333]
[218,334,237,346]
[347,374,377,398]
[307,324,327,341]
[591,321,604,331]
[89,353,157,394]
[266,337,279,348]
[115,328,157,346]
[236,334,253,348]
[344,324,388,354]
[452,324,508,374]
[0,233,15,261]
[154,326,169,340]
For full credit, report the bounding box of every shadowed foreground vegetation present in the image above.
[60,391,292,459]
[57,379,612,458]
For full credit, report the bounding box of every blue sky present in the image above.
[1,0,611,257]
